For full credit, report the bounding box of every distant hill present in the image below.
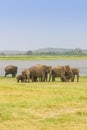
[0,50,26,55]
[0,48,87,55]
[33,48,87,55]
[34,48,73,53]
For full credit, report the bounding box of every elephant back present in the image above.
[5,65,17,71]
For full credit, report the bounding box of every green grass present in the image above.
[0,55,87,60]
[0,76,87,130]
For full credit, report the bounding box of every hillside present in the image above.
[0,48,87,55]
[33,48,87,55]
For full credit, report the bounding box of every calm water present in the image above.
[0,60,87,76]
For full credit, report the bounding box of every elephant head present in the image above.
[71,68,79,82]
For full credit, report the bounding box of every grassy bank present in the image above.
[0,55,87,60]
[0,76,87,130]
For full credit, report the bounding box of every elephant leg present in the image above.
[48,76,51,82]
[21,77,24,82]
[27,75,30,82]
[23,76,26,82]
[45,72,48,82]
[23,74,28,82]
[38,76,41,82]
[61,77,65,82]
[61,75,67,82]
[12,74,14,77]
[34,76,38,82]
[31,75,35,82]
[71,75,75,82]
[77,75,79,82]
[42,76,45,82]
[52,76,55,81]
[12,72,16,77]
[65,75,70,82]
[5,72,8,77]
[49,74,51,82]
[17,79,19,82]
[12,72,15,77]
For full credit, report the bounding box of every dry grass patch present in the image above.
[0,76,87,130]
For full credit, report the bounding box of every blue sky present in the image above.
[0,0,87,50]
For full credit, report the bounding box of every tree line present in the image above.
[26,48,87,56]
[0,48,87,56]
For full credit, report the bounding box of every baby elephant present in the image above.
[16,74,24,82]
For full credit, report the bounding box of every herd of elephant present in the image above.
[4,64,80,82]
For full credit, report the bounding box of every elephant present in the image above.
[70,68,80,82]
[16,74,25,82]
[51,65,73,82]
[28,64,52,82]
[4,65,17,77]
[21,68,38,82]
[60,67,79,82]
[21,68,31,82]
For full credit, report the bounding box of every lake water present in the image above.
[0,60,87,76]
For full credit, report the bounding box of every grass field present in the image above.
[0,76,87,130]
[0,55,87,60]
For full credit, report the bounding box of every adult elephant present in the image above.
[52,65,73,82]
[5,65,17,77]
[28,64,52,82]
[22,68,31,82]
[21,68,38,82]
[71,68,80,82]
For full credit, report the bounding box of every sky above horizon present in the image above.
[0,0,87,51]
